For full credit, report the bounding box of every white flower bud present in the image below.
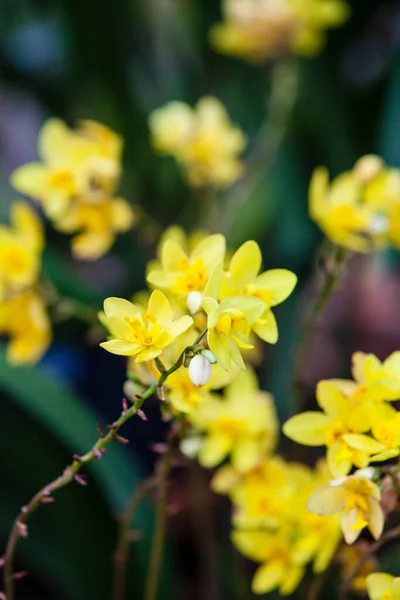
[201,349,217,364]
[189,354,211,387]
[180,435,202,458]
[187,291,203,314]
[354,467,376,480]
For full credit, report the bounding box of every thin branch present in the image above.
[339,525,400,600]
[293,242,349,409]
[2,332,207,600]
[143,426,178,600]
[112,482,149,600]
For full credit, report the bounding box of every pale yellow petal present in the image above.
[161,239,187,273]
[10,163,47,198]
[208,329,231,371]
[343,434,386,454]
[38,118,71,162]
[252,310,278,343]
[148,290,172,327]
[198,433,231,467]
[104,297,141,321]
[100,339,138,356]
[255,269,297,305]
[167,315,193,339]
[228,240,262,287]
[72,231,114,260]
[11,201,44,251]
[283,412,330,446]
[203,263,223,300]
[135,347,163,362]
[252,561,284,595]
[367,498,384,540]
[307,485,347,516]
[327,442,352,477]
[210,465,240,494]
[231,437,261,473]
[366,573,395,600]
[191,234,226,271]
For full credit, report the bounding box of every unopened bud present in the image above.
[180,436,202,458]
[189,354,211,387]
[187,291,203,315]
[353,155,383,183]
[201,349,217,364]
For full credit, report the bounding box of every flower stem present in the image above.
[293,242,349,408]
[2,333,206,600]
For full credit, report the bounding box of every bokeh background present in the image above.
[2,0,400,598]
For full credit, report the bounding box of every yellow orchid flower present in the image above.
[149,97,246,189]
[100,290,193,362]
[283,379,375,477]
[352,351,400,402]
[232,529,307,595]
[309,156,400,252]
[345,403,400,463]
[366,573,400,600]
[307,472,384,544]
[189,368,277,472]
[55,195,136,261]
[201,264,266,370]
[220,240,297,343]
[0,201,44,299]
[210,0,349,63]
[147,233,226,300]
[0,290,51,365]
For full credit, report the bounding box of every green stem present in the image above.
[2,333,205,600]
[293,243,349,408]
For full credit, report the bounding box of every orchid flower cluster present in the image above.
[11,119,137,260]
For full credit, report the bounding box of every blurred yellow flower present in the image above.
[0,201,44,299]
[210,0,349,63]
[100,291,193,362]
[366,573,400,600]
[352,351,400,402]
[147,233,226,298]
[283,380,375,477]
[232,529,307,595]
[149,97,246,188]
[189,368,277,472]
[220,240,297,343]
[345,403,400,463]
[307,472,384,544]
[0,290,51,364]
[309,156,400,252]
[11,118,136,260]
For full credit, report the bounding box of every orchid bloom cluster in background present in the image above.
[0,202,51,364]
[11,119,137,260]
[309,155,400,252]
[149,97,247,189]
[210,0,349,63]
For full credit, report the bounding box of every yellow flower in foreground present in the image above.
[11,118,135,260]
[283,380,376,477]
[202,264,266,370]
[232,529,306,595]
[210,0,349,63]
[309,156,400,252]
[0,290,51,364]
[0,202,44,298]
[189,368,277,472]
[220,240,297,343]
[366,573,400,600]
[149,97,246,188]
[147,233,226,298]
[100,291,193,362]
[307,473,384,544]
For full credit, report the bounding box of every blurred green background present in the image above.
[2,0,400,598]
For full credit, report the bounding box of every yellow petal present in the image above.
[252,561,284,595]
[252,310,278,344]
[191,234,226,271]
[10,163,47,198]
[220,295,265,324]
[167,315,194,339]
[104,297,141,322]
[316,380,346,417]
[367,498,384,540]
[228,240,262,287]
[38,118,70,162]
[280,566,305,596]
[231,437,260,473]
[148,290,172,327]
[343,434,386,454]
[231,530,269,562]
[341,508,363,544]
[146,270,170,290]
[255,269,297,306]
[100,339,138,356]
[203,263,223,300]
[72,231,114,260]
[11,201,44,252]
[135,347,162,362]
[208,329,231,371]
[198,433,231,467]
[370,449,400,462]
[210,464,240,494]
[309,166,329,221]
[307,485,347,516]
[161,239,187,273]
[366,573,395,600]
[283,412,330,446]
[327,442,353,478]
[226,337,246,371]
